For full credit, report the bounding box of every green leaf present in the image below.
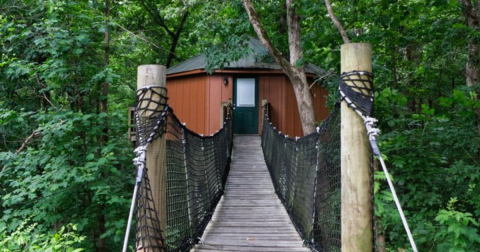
[448,0,459,6]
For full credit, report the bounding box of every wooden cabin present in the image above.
[166,37,329,137]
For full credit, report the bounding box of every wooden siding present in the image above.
[206,75,233,135]
[167,75,208,135]
[311,84,329,127]
[168,74,233,136]
[259,75,329,137]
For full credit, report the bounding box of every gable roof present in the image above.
[167,36,325,76]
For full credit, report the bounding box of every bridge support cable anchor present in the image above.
[340,70,418,252]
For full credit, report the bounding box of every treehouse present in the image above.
[165,36,329,137]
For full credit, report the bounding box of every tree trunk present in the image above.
[406,45,417,113]
[242,0,316,135]
[103,0,110,117]
[391,45,397,88]
[466,41,479,87]
[96,204,106,252]
[95,1,110,251]
[462,0,480,136]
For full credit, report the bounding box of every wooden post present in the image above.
[341,43,373,252]
[137,65,167,250]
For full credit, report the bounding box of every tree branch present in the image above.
[116,23,170,52]
[324,0,350,44]
[167,11,189,68]
[15,131,42,155]
[139,0,175,37]
[241,0,296,77]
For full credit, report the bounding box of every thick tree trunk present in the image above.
[286,0,302,68]
[464,0,480,87]
[467,42,479,87]
[462,0,480,137]
[242,0,316,135]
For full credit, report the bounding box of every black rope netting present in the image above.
[164,107,232,251]
[339,71,374,117]
[261,103,341,252]
[135,165,166,251]
[135,86,169,146]
[260,70,376,251]
[131,87,233,252]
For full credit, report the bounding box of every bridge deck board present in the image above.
[190,135,310,252]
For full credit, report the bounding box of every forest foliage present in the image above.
[1,0,480,251]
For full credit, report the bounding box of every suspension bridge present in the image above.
[123,44,418,252]
[192,135,308,251]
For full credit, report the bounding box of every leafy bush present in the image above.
[0,221,85,252]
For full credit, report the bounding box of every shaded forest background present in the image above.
[1,0,480,251]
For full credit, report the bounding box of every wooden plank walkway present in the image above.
[191,135,310,252]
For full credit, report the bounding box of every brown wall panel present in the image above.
[283,77,302,137]
[311,84,329,124]
[206,75,233,135]
[259,75,284,134]
[207,76,221,135]
[222,76,234,102]
[197,75,207,134]
[166,75,207,135]
[259,75,329,137]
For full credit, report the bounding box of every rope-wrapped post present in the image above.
[340,43,373,252]
[137,65,168,251]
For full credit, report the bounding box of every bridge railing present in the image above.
[261,102,342,252]
[125,84,233,252]
[163,105,232,251]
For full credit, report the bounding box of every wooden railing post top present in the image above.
[341,43,372,73]
[137,65,167,89]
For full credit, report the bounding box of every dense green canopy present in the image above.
[1,0,480,251]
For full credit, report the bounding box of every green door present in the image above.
[233,77,259,134]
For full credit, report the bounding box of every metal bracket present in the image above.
[133,146,147,183]
[364,117,381,156]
